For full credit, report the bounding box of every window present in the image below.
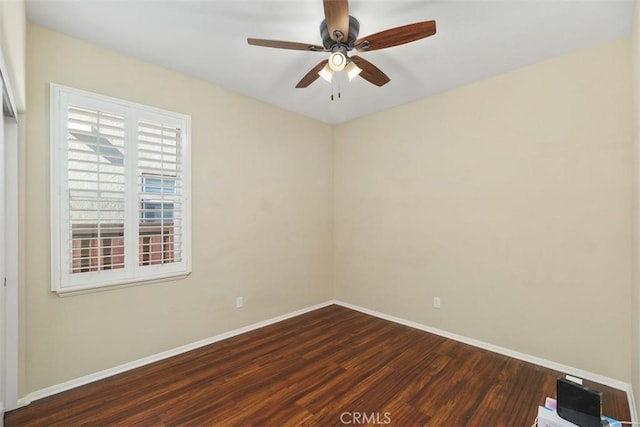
[51,84,191,294]
[140,174,175,223]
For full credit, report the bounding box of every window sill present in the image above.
[53,271,191,297]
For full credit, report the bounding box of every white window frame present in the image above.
[50,84,191,294]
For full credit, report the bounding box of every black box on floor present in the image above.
[556,377,603,427]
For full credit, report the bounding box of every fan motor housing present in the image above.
[320,16,360,49]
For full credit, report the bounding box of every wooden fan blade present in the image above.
[248,38,324,51]
[323,0,349,43]
[350,56,390,87]
[355,20,436,52]
[296,60,329,88]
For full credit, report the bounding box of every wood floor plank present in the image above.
[4,305,632,426]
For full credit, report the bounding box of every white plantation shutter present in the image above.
[137,119,184,267]
[67,107,126,274]
[51,84,191,294]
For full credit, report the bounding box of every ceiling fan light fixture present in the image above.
[318,63,334,82]
[251,1,435,89]
[345,61,362,81]
[328,51,347,71]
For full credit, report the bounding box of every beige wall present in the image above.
[24,23,333,393]
[632,0,640,414]
[0,0,26,111]
[334,38,633,381]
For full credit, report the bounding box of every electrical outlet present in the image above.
[236,296,244,308]
[433,297,441,309]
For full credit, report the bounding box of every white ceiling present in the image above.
[26,0,634,124]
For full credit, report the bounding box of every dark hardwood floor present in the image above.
[4,304,631,426]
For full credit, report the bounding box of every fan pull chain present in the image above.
[330,76,341,101]
[331,76,335,101]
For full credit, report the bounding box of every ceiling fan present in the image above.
[247,0,436,88]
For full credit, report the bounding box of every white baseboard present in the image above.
[333,300,638,424]
[627,385,639,424]
[17,298,639,424]
[18,300,335,407]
